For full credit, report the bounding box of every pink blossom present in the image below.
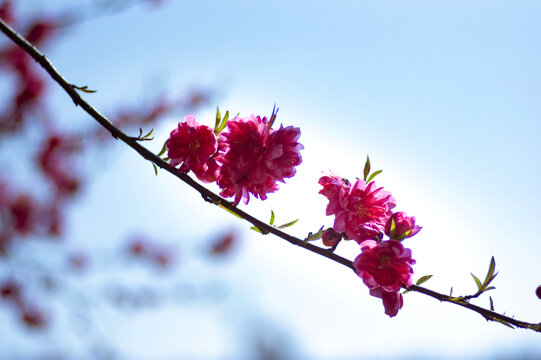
[369,287,403,317]
[167,115,218,182]
[319,176,395,243]
[354,240,415,317]
[353,240,415,292]
[385,211,421,241]
[217,115,302,204]
[318,174,350,216]
[264,124,303,180]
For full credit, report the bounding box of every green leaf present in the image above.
[217,204,244,219]
[142,128,154,139]
[134,128,154,141]
[449,287,453,297]
[269,210,275,226]
[366,169,383,183]
[250,226,262,233]
[304,225,325,241]
[269,104,278,128]
[152,163,158,176]
[157,139,168,157]
[483,273,498,289]
[471,273,482,291]
[489,296,494,311]
[72,84,97,93]
[483,286,496,292]
[363,155,371,181]
[494,318,515,329]
[214,107,221,131]
[216,110,229,134]
[277,219,299,229]
[218,111,229,134]
[488,256,496,278]
[388,217,396,236]
[415,275,433,286]
[483,257,496,288]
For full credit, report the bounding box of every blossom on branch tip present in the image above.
[385,211,421,241]
[167,115,219,182]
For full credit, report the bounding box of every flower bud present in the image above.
[384,212,421,241]
[321,228,341,247]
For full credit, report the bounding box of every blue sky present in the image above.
[3,0,541,358]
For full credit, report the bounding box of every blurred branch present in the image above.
[1,18,539,333]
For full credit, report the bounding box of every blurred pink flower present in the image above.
[385,211,421,241]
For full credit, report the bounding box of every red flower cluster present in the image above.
[167,113,303,204]
[319,171,421,317]
[319,174,395,243]
[353,240,415,317]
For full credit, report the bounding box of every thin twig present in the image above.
[1,18,539,333]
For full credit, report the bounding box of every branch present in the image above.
[1,18,539,333]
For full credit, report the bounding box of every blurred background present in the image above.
[0,0,540,359]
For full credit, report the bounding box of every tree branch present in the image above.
[1,18,539,333]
